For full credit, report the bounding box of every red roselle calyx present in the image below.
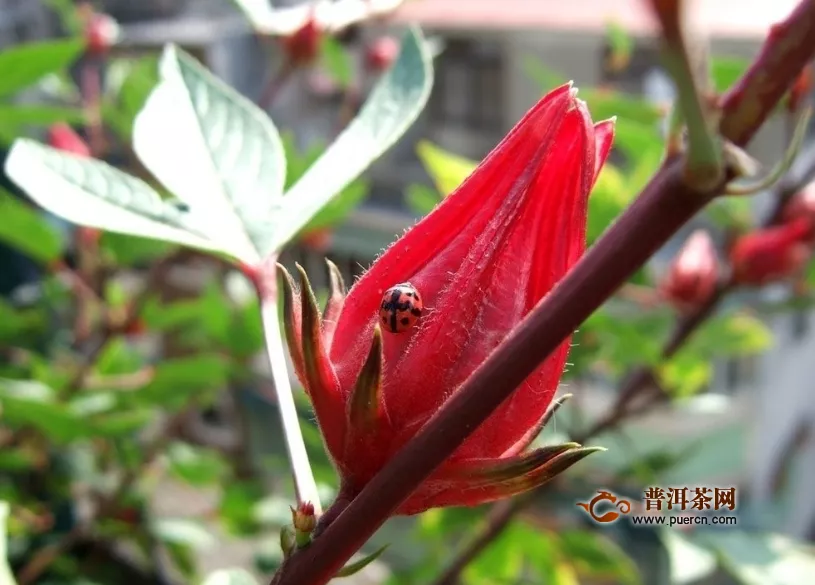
[48,124,91,157]
[730,218,814,285]
[83,10,120,56]
[659,230,720,311]
[364,36,400,73]
[282,16,322,66]
[280,84,612,515]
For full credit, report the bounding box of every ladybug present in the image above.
[379,283,423,333]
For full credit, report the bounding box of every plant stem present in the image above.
[259,294,322,514]
[259,60,295,111]
[650,0,722,189]
[270,1,815,581]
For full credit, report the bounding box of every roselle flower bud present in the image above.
[364,36,400,73]
[280,85,612,515]
[47,124,91,157]
[788,63,813,113]
[659,230,719,311]
[282,16,322,66]
[782,184,815,241]
[730,218,814,286]
[291,501,317,534]
[85,13,120,56]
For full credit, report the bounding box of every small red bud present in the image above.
[291,501,316,534]
[788,64,813,113]
[47,124,91,157]
[282,17,322,66]
[730,218,814,286]
[659,230,720,312]
[300,228,333,251]
[364,36,400,73]
[781,183,815,241]
[85,13,119,56]
[77,226,101,248]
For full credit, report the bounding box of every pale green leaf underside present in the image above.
[133,44,287,263]
[201,569,258,585]
[275,26,432,246]
[0,501,15,585]
[231,0,404,35]
[4,139,223,255]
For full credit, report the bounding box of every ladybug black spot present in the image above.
[400,317,410,325]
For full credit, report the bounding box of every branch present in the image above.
[271,2,815,583]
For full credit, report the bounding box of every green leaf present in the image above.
[4,139,227,256]
[711,57,750,93]
[0,105,85,131]
[301,178,368,234]
[132,44,286,263]
[139,355,229,407]
[320,36,353,88]
[151,518,215,550]
[587,163,629,243]
[0,502,17,585]
[100,232,175,266]
[0,188,64,263]
[274,26,432,247]
[404,183,441,216]
[683,312,773,358]
[416,140,476,196]
[0,379,88,444]
[103,56,160,140]
[658,352,713,398]
[166,443,229,486]
[335,545,389,578]
[606,21,634,67]
[202,569,258,585]
[584,91,664,126]
[0,38,84,98]
[220,482,264,536]
[556,530,641,585]
[92,409,155,436]
[522,58,567,92]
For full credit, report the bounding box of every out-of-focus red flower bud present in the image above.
[782,183,815,241]
[47,124,91,157]
[300,228,333,251]
[788,64,813,113]
[364,36,400,73]
[85,13,120,56]
[659,230,720,312]
[282,16,322,66]
[731,218,814,286]
[280,85,613,515]
[77,226,102,248]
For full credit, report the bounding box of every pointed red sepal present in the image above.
[293,264,346,462]
[399,446,604,514]
[347,325,386,432]
[277,264,306,382]
[439,442,581,488]
[322,259,346,347]
[500,393,573,458]
[343,325,390,485]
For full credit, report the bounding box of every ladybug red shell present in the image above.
[379,283,423,333]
